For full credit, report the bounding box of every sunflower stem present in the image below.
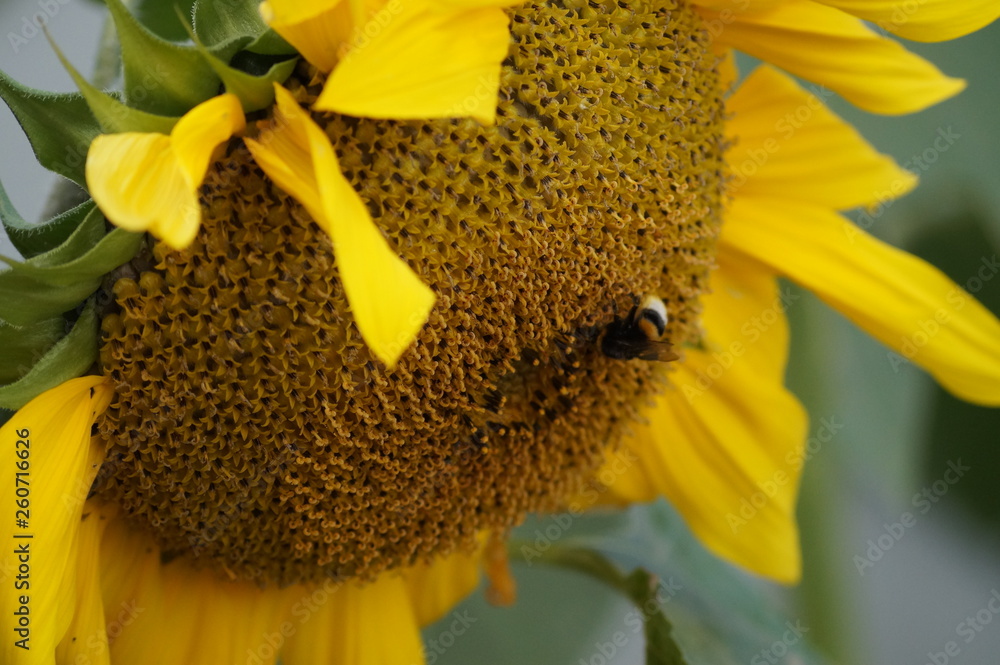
[785,283,856,664]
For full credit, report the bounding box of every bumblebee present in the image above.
[600,294,679,362]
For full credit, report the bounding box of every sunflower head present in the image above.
[94,0,726,585]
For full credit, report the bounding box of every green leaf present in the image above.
[0,178,95,259]
[47,30,179,134]
[22,204,106,268]
[0,208,142,326]
[193,0,294,55]
[514,545,690,665]
[182,17,296,112]
[134,0,198,41]
[105,0,222,116]
[0,226,143,287]
[245,29,296,56]
[193,0,262,47]
[0,317,66,385]
[0,70,101,187]
[0,300,99,410]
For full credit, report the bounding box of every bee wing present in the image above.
[634,341,679,362]
[602,334,679,362]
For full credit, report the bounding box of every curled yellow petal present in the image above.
[704,0,966,114]
[0,376,113,665]
[246,84,435,367]
[816,0,1000,42]
[86,94,245,250]
[727,65,917,209]
[722,197,1000,405]
[316,0,515,123]
[260,0,352,72]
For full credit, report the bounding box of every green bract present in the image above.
[0,0,296,408]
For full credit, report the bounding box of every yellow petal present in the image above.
[704,0,966,114]
[156,565,292,665]
[171,94,246,188]
[98,509,168,665]
[260,0,352,72]
[247,84,435,367]
[695,0,786,9]
[245,87,327,223]
[722,196,1000,405]
[403,542,484,626]
[87,95,245,250]
[816,0,1000,42]
[727,65,917,209]
[87,133,202,249]
[281,575,425,665]
[602,253,807,583]
[316,0,513,123]
[0,376,113,665]
[55,503,116,665]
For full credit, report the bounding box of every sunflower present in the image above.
[1,0,999,663]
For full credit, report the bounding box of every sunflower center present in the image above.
[94,0,725,585]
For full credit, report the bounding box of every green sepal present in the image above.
[183,18,296,112]
[105,0,222,116]
[0,208,142,326]
[133,0,198,41]
[193,0,296,56]
[0,70,101,187]
[0,300,99,410]
[515,546,690,665]
[47,31,179,135]
[0,317,66,385]
[0,178,95,260]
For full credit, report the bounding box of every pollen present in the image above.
[94,0,725,585]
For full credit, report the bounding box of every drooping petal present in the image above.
[604,252,807,583]
[727,66,917,209]
[98,514,172,665]
[156,566,293,665]
[170,94,246,189]
[702,0,965,114]
[260,0,352,72]
[403,542,484,626]
[281,575,425,665]
[101,508,294,665]
[316,0,515,123]
[247,84,435,367]
[0,376,113,665]
[87,133,202,248]
[722,196,1000,406]
[86,94,245,249]
[55,503,116,665]
[815,0,1000,42]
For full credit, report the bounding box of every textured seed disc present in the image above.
[95,0,725,586]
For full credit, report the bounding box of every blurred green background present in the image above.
[1,3,997,664]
